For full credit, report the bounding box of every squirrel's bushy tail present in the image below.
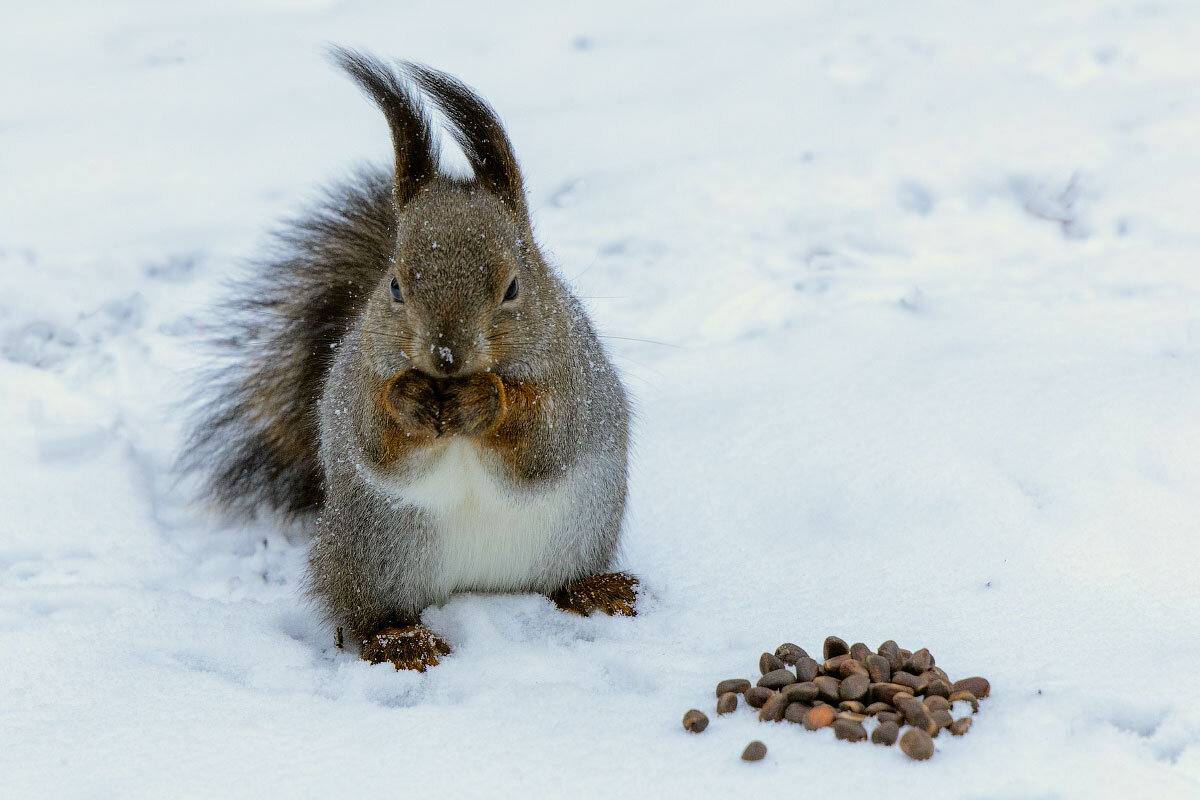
[182,169,397,520]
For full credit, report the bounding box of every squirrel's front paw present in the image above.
[360,624,452,672]
[383,369,442,436]
[438,373,506,437]
[550,572,639,617]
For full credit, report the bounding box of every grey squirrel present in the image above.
[185,48,635,670]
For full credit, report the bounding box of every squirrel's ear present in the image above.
[330,47,438,209]
[405,64,528,219]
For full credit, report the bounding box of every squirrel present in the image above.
[185,48,636,670]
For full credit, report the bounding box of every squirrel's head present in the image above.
[335,49,560,380]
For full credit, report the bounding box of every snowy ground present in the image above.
[3,1,1200,797]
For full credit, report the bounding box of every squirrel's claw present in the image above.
[550,572,639,617]
[360,624,452,671]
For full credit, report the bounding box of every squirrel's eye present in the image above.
[389,277,404,303]
[503,277,519,302]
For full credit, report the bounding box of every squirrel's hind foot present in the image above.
[360,624,452,671]
[550,572,639,617]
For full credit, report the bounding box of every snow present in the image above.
[3,0,1200,796]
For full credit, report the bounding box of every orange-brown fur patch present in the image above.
[374,371,439,465]
[479,377,549,481]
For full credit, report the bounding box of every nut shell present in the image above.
[758,668,796,690]
[833,718,868,741]
[742,740,767,761]
[759,652,786,674]
[744,686,773,709]
[952,676,991,699]
[871,720,900,746]
[899,728,935,760]
[803,705,836,730]
[682,709,709,733]
[775,643,808,665]
[823,636,850,660]
[716,678,751,697]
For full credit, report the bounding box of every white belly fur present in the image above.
[396,439,573,594]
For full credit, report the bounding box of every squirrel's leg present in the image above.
[549,572,639,617]
[309,487,452,671]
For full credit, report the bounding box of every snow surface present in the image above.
[3,1,1200,797]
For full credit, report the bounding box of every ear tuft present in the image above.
[330,46,439,208]
[405,63,528,218]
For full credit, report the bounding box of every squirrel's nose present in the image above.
[433,344,462,376]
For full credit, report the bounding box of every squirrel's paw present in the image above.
[383,370,442,437]
[438,372,506,437]
[360,624,452,672]
[550,572,639,617]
